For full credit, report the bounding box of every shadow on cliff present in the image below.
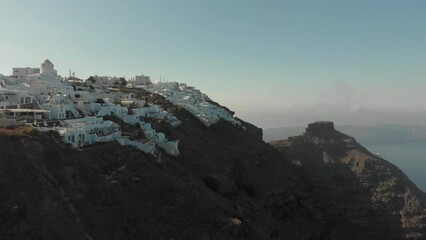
[271,122,426,240]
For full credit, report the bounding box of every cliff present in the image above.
[271,121,426,239]
[0,92,425,239]
[0,93,322,240]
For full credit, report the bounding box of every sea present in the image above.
[364,142,426,192]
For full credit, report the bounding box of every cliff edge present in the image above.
[271,121,426,239]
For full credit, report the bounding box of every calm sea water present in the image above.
[364,142,426,192]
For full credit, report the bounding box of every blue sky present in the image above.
[1,0,426,127]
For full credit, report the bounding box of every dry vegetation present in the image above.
[0,126,37,137]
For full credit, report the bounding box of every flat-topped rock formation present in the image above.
[306,121,334,134]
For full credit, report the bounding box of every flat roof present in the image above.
[1,109,50,113]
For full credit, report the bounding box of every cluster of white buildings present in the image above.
[0,59,242,156]
[12,59,57,78]
[59,117,121,148]
[0,59,180,156]
[143,82,241,126]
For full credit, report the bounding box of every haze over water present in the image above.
[365,142,426,192]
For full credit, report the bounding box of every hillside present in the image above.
[0,92,324,240]
[0,91,425,239]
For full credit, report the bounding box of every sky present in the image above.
[1,0,426,128]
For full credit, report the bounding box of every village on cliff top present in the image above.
[0,59,241,156]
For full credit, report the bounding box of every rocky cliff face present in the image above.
[0,94,324,240]
[0,93,425,239]
[271,121,426,239]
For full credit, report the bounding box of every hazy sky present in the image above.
[1,0,426,128]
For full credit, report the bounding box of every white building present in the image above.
[12,59,57,79]
[40,93,81,119]
[12,67,40,77]
[1,108,49,121]
[0,81,34,108]
[59,117,121,148]
[118,137,156,154]
[134,74,151,85]
[40,59,57,76]
[158,140,179,156]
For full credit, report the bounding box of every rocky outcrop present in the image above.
[271,121,426,239]
[305,121,335,138]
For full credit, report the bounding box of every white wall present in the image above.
[12,68,40,77]
[41,61,54,76]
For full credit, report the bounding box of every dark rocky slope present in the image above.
[0,94,324,240]
[0,92,425,239]
[271,122,426,239]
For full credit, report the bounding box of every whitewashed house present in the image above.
[40,94,81,119]
[118,137,156,154]
[12,67,40,77]
[1,108,49,121]
[96,104,128,117]
[0,82,34,108]
[114,92,146,108]
[40,59,57,76]
[59,117,121,148]
[131,105,181,127]
[158,141,179,156]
